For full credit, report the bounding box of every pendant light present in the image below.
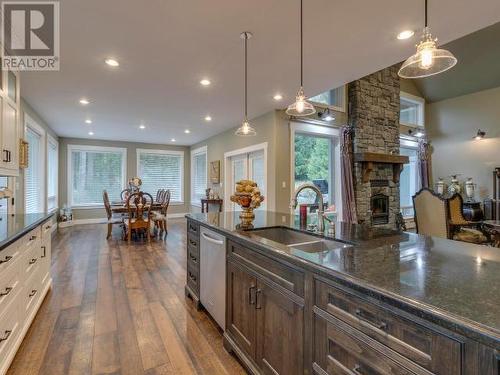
[398,0,457,79]
[235,32,256,136]
[286,0,315,117]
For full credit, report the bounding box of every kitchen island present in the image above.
[0,213,54,375]
[186,211,499,375]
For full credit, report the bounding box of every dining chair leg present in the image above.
[107,223,112,239]
[163,219,168,236]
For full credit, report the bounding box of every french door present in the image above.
[225,147,266,211]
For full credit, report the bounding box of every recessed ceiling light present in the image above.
[88,131,94,136]
[171,138,176,142]
[79,98,90,105]
[184,129,190,134]
[200,79,211,86]
[85,119,92,124]
[204,115,212,122]
[139,124,146,129]
[105,58,119,67]
[273,94,283,101]
[397,30,414,40]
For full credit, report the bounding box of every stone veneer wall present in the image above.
[348,65,401,227]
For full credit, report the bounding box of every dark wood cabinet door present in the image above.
[255,280,304,375]
[227,261,257,359]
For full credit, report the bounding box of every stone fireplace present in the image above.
[348,65,405,228]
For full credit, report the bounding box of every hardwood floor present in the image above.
[7,219,246,375]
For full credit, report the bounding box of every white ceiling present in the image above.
[20,0,500,145]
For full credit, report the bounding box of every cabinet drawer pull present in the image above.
[41,246,47,258]
[2,150,8,163]
[355,308,387,330]
[189,253,197,263]
[189,239,197,247]
[0,255,13,264]
[0,287,13,297]
[189,224,197,232]
[29,258,37,265]
[255,288,262,309]
[7,150,11,163]
[352,364,363,375]
[29,289,37,298]
[30,235,37,241]
[0,330,12,342]
[248,285,256,305]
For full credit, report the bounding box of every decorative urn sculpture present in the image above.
[230,180,265,228]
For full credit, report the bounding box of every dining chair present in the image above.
[155,189,165,203]
[103,190,124,239]
[153,190,171,239]
[124,191,154,243]
[120,188,131,201]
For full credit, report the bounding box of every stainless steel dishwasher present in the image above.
[199,227,226,329]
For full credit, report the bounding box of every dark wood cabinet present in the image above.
[255,280,303,375]
[227,261,257,359]
[185,220,201,309]
[225,240,304,375]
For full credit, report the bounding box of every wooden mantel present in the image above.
[354,152,410,183]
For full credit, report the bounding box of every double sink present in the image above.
[247,227,353,253]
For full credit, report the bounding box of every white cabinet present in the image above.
[0,220,52,375]
[0,68,20,176]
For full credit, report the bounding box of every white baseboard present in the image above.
[59,213,188,227]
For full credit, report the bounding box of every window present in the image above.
[137,149,184,203]
[191,146,207,206]
[291,122,341,215]
[25,121,46,213]
[47,136,58,211]
[400,91,425,127]
[310,86,346,112]
[68,145,126,206]
[400,139,420,218]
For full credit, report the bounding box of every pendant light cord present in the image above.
[424,0,428,27]
[300,0,303,87]
[244,33,248,118]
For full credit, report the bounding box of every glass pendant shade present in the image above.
[286,87,316,117]
[398,28,457,79]
[235,119,256,136]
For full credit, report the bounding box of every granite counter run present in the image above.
[0,213,54,252]
[186,210,500,375]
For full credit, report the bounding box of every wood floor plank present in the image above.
[6,220,245,375]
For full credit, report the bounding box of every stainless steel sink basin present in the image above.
[248,227,321,245]
[247,227,353,253]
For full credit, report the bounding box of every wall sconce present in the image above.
[474,129,486,140]
[318,108,334,122]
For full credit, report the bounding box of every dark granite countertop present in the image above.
[0,213,54,251]
[187,210,500,347]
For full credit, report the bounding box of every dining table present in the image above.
[110,200,163,214]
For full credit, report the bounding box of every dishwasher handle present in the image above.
[201,232,224,245]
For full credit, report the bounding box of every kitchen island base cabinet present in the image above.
[225,257,304,375]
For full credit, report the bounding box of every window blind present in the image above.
[70,146,126,206]
[47,138,58,211]
[191,149,207,204]
[25,127,43,213]
[137,150,183,202]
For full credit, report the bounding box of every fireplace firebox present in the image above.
[371,194,389,225]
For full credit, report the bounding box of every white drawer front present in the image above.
[21,266,41,319]
[0,290,21,365]
[41,221,53,240]
[0,243,20,274]
[0,266,21,315]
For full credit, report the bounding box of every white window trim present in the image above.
[289,121,342,219]
[190,145,208,207]
[400,91,425,128]
[223,142,268,211]
[47,134,59,213]
[67,144,127,208]
[24,113,46,214]
[136,148,185,204]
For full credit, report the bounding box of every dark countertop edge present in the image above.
[0,213,55,252]
[186,214,500,349]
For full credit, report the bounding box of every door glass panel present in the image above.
[249,150,265,209]
[8,71,16,102]
[0,177,8,214]
[294,133,333,210]
[400,147,419,218]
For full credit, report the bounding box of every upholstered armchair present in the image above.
[448,194,488,244]
[413,188,450,239]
